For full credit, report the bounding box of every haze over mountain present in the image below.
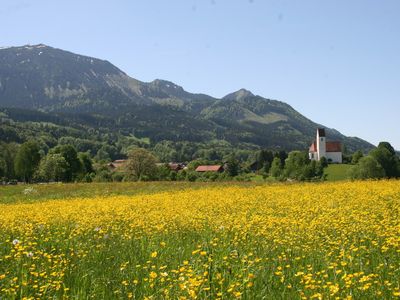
[0,44,374,152]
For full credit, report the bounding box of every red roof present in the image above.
[108,159,128,169]
[195,165,223,172]
[309,141,341,152]
[326,142,342,152]
[114,159,127,163]
[309,141,317,152]
[168,163,185,171]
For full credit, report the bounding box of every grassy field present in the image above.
[324,164,353,181]
[1,181,400,299]
[0,181,265,204]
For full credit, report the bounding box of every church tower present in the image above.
[316,128,326,160]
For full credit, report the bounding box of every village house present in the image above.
[156,162,187,172]
[309,128,342,163]
[168,163,186,172]
[195,165,224,172]
[107,159,128,170]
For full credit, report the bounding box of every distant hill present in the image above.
[0,44,374,152]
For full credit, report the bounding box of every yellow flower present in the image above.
[234,291,242,297]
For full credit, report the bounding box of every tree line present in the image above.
[1,140,398,184]
[348,142,400,179]
[0,141,325,183]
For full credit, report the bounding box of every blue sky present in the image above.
[1,0,399,149]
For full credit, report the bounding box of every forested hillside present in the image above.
[0,44,374,158]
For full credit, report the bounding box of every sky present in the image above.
[1,0,399,149]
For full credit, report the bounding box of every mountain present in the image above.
[0,44,374,153]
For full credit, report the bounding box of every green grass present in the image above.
[0,182,180,204]
[250,174,277,183]
[324,164,352,181]
[250,174,265,182]
[0,167,352,205]
[0,181,266,204]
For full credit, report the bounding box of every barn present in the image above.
[195,165,224,172]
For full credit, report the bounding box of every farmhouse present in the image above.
[309,128,342,163]
[156,163,187,172]
[168,163,186,172]
[195,165,224,172]
[108,159,128,170]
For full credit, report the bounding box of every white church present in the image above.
[309,128,343,163]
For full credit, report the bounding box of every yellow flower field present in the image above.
[1,181,400,299]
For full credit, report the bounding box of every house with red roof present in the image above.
[195,165,224,172]
[309,128,343,163]
[108,159,128,170]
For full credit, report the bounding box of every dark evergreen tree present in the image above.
[225,155,240,177]
[79,152,94,174]
[256,150,274,170]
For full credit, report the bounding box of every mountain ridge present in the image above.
[0,44,375,152]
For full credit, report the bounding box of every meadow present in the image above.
[0,181,399,299]
[324,165,353,182]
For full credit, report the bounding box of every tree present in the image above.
[284,151,326,181]
[93,166,113,182]
[284,151,310,180]
[155,164,173,181]
[349,156,386,179]
[369,142,399,178]
[14,141,41,182]
[262,161,271,176]
[319,156,328,168]
[256,150,274,170]
[36,153,68,182]
[98,144,119,161]
[0,143,18,180]
[79,152,94,174]
[202,149,221,161]
[351,150,364,164]
[94,148,111,162]
[276,151,288,167]
[0,144,10,180]
[51,145,82,181]
[377,142,396,156]
[270,157,283,178]
[225,155,240,177]
[126,148,158,180]
[153,141,178,163]
[0,157,6,180]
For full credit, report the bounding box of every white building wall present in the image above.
[326,152,342,164]
[309,152,316,160]
[317,137,326,160]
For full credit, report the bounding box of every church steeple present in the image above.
[316,128,326,160]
